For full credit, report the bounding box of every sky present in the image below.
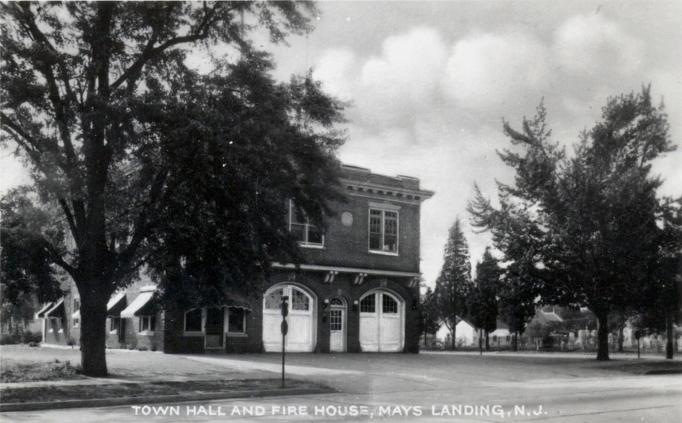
[2,1,681,287]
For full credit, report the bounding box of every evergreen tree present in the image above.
[419,287,441,347]
[497,258,539,351]
[469,88,677,360]
[467,247,500,351]
[433,218,473,349]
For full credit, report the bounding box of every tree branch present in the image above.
[109,3,222,91]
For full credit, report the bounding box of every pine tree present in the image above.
[467,247,500,351]
[433,218,473,349]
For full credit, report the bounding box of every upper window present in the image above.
[289,202,324,248]
[73,298,80,311]
[139,315,156,332]
[360,294,376,313]
[264,288,284,310]
[369,209,398,254]
[228,307,246,334]
[184,309,202,333]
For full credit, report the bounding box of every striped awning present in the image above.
[120,287,156,318]
[44,298,65,318]
[107,291,127,316]
[35,302,54,319]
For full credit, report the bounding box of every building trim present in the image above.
[340,178,434,204]
[271,262,420,278]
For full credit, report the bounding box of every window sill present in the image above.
[109,330,118,335]
[138,331,155,336]
[183,331,203,337]
[227,332,247,338]
[368,250,399,256]
[298,243,325,249]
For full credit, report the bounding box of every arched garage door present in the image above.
[263,284,316,352]
[359,290,404,352]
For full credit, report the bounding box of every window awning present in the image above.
[107,291,127,316]
[35,302,54,319]
[120,288,156,318]
[44,298,65,318]
[224,292,251,311]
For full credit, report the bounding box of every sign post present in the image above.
[281,295,289,388]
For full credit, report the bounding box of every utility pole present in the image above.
[281,295,289,388]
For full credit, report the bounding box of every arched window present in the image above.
[360,294,376,313]
[264,288,284,310]
[291,288,310,311]
[382,294,398,313]
[329,298,344,307]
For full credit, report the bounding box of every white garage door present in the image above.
[263,285,315,352]
[359,291,403,352]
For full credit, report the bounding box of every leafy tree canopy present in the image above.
[468,87,679,360]
[0,1,343,375]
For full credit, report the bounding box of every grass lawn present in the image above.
[0,378,319,404]
[0,345,273,382]
[1,359,84,383]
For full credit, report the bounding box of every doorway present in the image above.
[329,298,346,352]
[205,307,224,350]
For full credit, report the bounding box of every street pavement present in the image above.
[2,352,681,423]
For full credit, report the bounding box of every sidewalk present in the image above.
[185,355,364,376]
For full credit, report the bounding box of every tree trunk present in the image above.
[478,329,483,355]
[79,292,109,376]
[596,312,610,361]
[451,325,457,350]
[617,326,624,353]
[485,331,490,351]
[513,331,518,352]
[666,314,674,360]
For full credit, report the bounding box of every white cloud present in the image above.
[442,30,551,115]
[313,48,357,101]
[554,14,644,77]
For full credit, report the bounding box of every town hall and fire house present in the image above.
[35,164,433,354]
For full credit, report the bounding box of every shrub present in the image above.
[21,331,42,344]
[0,333,19,345]
[137,346,148,351]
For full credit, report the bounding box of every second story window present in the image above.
[289,202,324,248]
[369,209,398,254]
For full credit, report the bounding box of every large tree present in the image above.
[497,259,538,351]
[0,1,345,375]
[433,218,473,349]
[469,89,677,360]
[467,247,501,351]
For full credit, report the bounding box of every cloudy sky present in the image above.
[267,0,682,285]
[2,1,681,287]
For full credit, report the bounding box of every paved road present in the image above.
[3,352,681,422]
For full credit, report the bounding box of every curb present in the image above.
[0,386,335,412]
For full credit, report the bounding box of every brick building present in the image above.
[36,164,433,353]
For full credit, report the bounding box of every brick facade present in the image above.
[38,164,432,355]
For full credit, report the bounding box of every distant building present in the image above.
[35,164,433,353]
